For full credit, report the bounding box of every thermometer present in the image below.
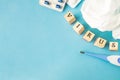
[80,51,120,66]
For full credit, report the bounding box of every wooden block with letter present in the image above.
[83,30,95,42]
[73,21,85,35]
[109,42,118,51]
[94,37,107,48]
[64,11,76,24]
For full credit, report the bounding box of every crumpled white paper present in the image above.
[67,0,81,8]
[81,0,120,39]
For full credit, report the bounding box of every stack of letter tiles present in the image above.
[64,11,119,51]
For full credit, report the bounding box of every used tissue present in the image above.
[81,0,120,39]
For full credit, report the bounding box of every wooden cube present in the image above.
[64,11,76,24]
[83,30,95,42]
[94,37,107,48]
[109,42,118,51]
[73,22,85,35]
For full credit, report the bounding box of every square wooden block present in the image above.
[83,30,95,42]
[109,42,118,51]
[73,22,85,35]
[94,37,107,48]
[64,11,76,24]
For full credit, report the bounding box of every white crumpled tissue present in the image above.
[81,0,120,39]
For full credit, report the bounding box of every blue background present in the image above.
[0,0,120,80]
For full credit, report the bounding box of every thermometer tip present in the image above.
[80,51,85,54]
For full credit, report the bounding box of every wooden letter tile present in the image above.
[83,30,95,42]
[109,42,118,51]
[94,37,107,48]
[73,22,85,35]
[64,11,76,24]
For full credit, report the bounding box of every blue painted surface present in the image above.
[0,0,120,80]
